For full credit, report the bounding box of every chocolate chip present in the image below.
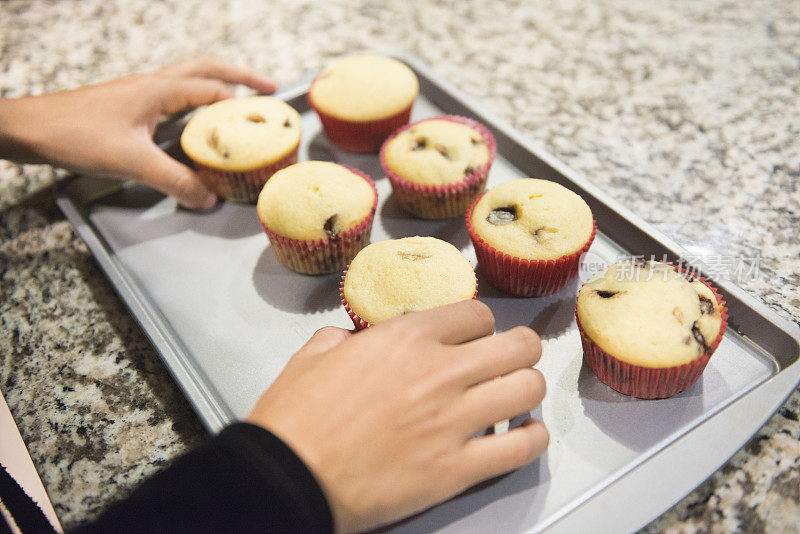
[487,206,517,225]
[397,252,432,260]
[412,138,427,151]
[283,118,292,128]
[435,144,450,159]
[531,226,557,239]
[596,290,619,298]
[323,215,338,240]
[464,166,475,176]
[208,128,220,148]
[699,295,715,315]
[691,322,708,351]
[247,113,266,123]
[208,128,229,157]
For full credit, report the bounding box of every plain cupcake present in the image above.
[308,55,419,153]
[576,260,727,399]
[181,96,301,203]
[340,236,477,329]
[466,178,596,296]
[380,115,496,219]
[257,161,378,275]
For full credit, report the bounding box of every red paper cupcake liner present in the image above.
[308,86,413,153]
[258,165,378,275]
[379,115,497,220]
[194,146,299,204]
[576,264,729,399]
[339,271,479,331]
[466,195,597,297]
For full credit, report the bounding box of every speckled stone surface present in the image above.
[1,0,798,531]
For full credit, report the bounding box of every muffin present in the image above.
[181,96,301,203]
[380,115,497,219]
[576,261,728,399]
[257,161,378,275]
[308,55,419,153]
[466,179,596,296]
[340,236,477,329]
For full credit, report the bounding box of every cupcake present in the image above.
[576,261,728,399]
[256,161,378,275]
[467,179,596,297]
[308,55,419,153]
[341,236,477,329]
[380,115,497,219]
[181,96,301,203]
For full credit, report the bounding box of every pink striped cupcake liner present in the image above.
[195,146,298,204]
[258,165,378,275]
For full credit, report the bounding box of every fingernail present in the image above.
[258,77,279,94]
[201,193,218,209]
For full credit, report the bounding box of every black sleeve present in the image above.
[72,422,333,534]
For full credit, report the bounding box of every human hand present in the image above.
[0,57,277,208]
[247,300,548,533]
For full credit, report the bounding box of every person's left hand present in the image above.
[0,57,277,208]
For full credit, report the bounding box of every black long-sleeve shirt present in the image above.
[72,422,333,533]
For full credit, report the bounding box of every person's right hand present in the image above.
[247,300,548,533]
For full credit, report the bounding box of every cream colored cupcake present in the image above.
[576,261,727,398]
[341,236,477,329]
[380,115,496,219]
[470,179,593,261]
[466,179,596,296]
[181,96,301,202]
[308,55,419,153]
[257,161,377,275]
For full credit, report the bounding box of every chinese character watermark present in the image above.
[578,252,762,284]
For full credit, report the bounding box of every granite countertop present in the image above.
[1,0,798,531]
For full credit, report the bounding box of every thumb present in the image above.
[296,326,353,359]
[136,143,218,209]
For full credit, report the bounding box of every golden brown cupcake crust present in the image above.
[310,56,419,122]
[471,179,593,261]
[181,96,301,172]
[383,119,491,186]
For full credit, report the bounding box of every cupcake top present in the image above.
[577,261,723,367]
[382,118,492,186]
[309,56,419,122]
[343,236,476,324]
[181,96,301,172]
[257,161,375,241]
[470,179,593,261]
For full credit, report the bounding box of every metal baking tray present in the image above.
[56,55,800,533]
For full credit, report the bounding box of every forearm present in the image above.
[71,423,334,534]
[0,96,51,165]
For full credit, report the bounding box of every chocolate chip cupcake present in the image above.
[340,236,477,329]
[466,179,596,296]
[257,161,378,275]
[181,96,301,203]
[308,55,419,153]
[380,115,497,219]
[576,261,728,399]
